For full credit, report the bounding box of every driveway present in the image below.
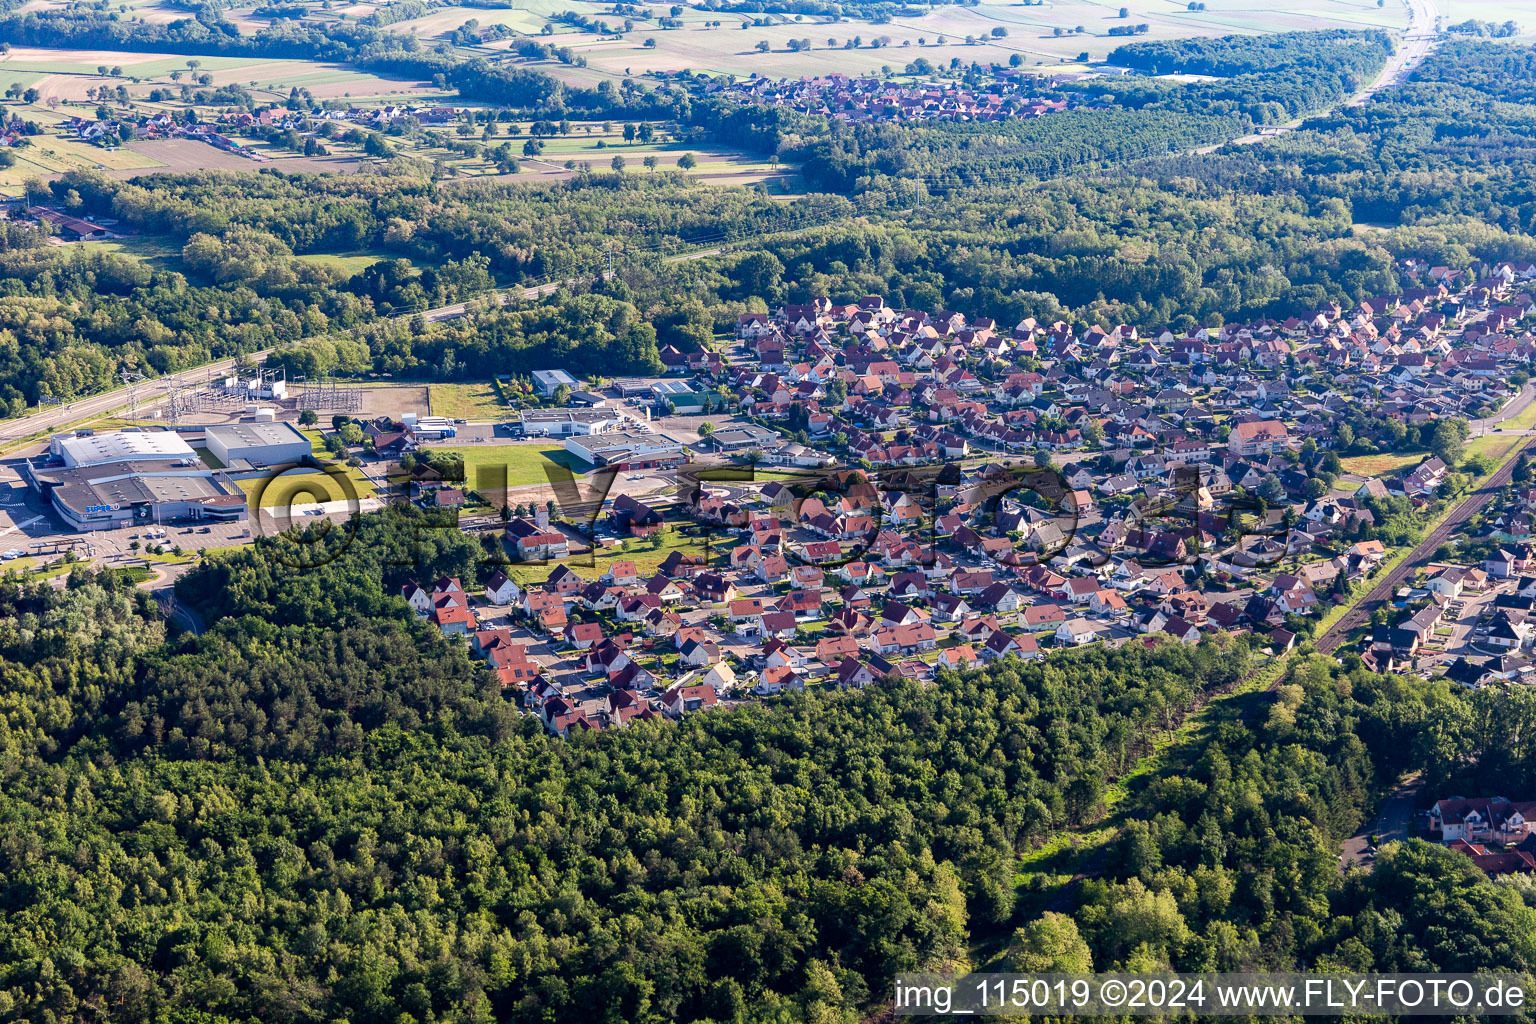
[1341,773,1421,872]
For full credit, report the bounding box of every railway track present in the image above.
[1314,434,1536,656]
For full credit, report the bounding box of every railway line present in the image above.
[1314,433,1536,656]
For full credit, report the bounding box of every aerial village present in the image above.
[391,254,1536,743]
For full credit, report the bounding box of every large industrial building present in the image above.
[564,432,687,470]
[54,430,198,468]
[204,422,311,467]
[24,428,247,532]
[519,408,624,437]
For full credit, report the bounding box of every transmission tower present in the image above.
[162,374,184,425]
[119,370,146,421]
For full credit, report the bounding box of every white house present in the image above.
[1055,617,1099,646]
[485,571,522,607]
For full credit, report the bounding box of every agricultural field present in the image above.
[436,0,1414,81]
[0,45,441,103]
[265,114,796,186]
[0,133,162,189]
[1435,0,1536,36]
[0,0,1421,196]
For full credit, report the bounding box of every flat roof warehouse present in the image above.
[55,430,198,468]
[23,428,260,532]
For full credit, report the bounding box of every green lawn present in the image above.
[427,382,510,421]
[90,235,184,269]
[503,527,711,588]
[235,462,378,508]
[1497,394,1536,432]
[1466,434,1523,463]
[424,443,591,490]
[294,251,387,277]
[1338,453,1419,477]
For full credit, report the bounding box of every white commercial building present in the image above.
[531,369,579,397]
[27,428,247,532]
[520,409,623,437]
[403,415,458,441]
[565,432,686,469]
[204,422,311,467]
[51,429,197,468]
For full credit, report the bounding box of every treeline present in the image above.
[0,510,1256,1022]
[1176,41,1536,245]
[1108,28,1393,77]
[296,289,668,379]
[0,2,412,61]
[0,170,841,407]
[786,108,1239,194]
[358,0,439,28]
[59,169,844,285]
[0,243,373,409]
[1076,30,1393,126]
[608,176,1397,342]
[1447,18,1522,37]
[691,30,1393,194]
[644,37,1536,334]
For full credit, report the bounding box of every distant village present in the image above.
[53,102,471,158]
[707,71,1078,123]
[58,112,266,161]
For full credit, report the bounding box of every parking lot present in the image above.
[0,455,269,573]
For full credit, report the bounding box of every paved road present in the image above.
[1315,432,1536,655]
[0,269,620,443]
[1473,381,1536,433]
[1347,0,1439,107]
[420,279,572,324]
[1341,774,1421,872]
[0,350,272,445]
[421,249,724,324]
[1194,0,1438,155]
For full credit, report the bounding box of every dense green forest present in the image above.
[3,519,1535,1020]
[0,171,837,408]
[634,37,1536,332]
[5,23,1536,1024]
[1029,654,1536,978]
[0,511,1260,1022]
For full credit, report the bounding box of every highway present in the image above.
[1194,0,1439,155]
[0,351,271,446]
[1347,0,1440,107]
